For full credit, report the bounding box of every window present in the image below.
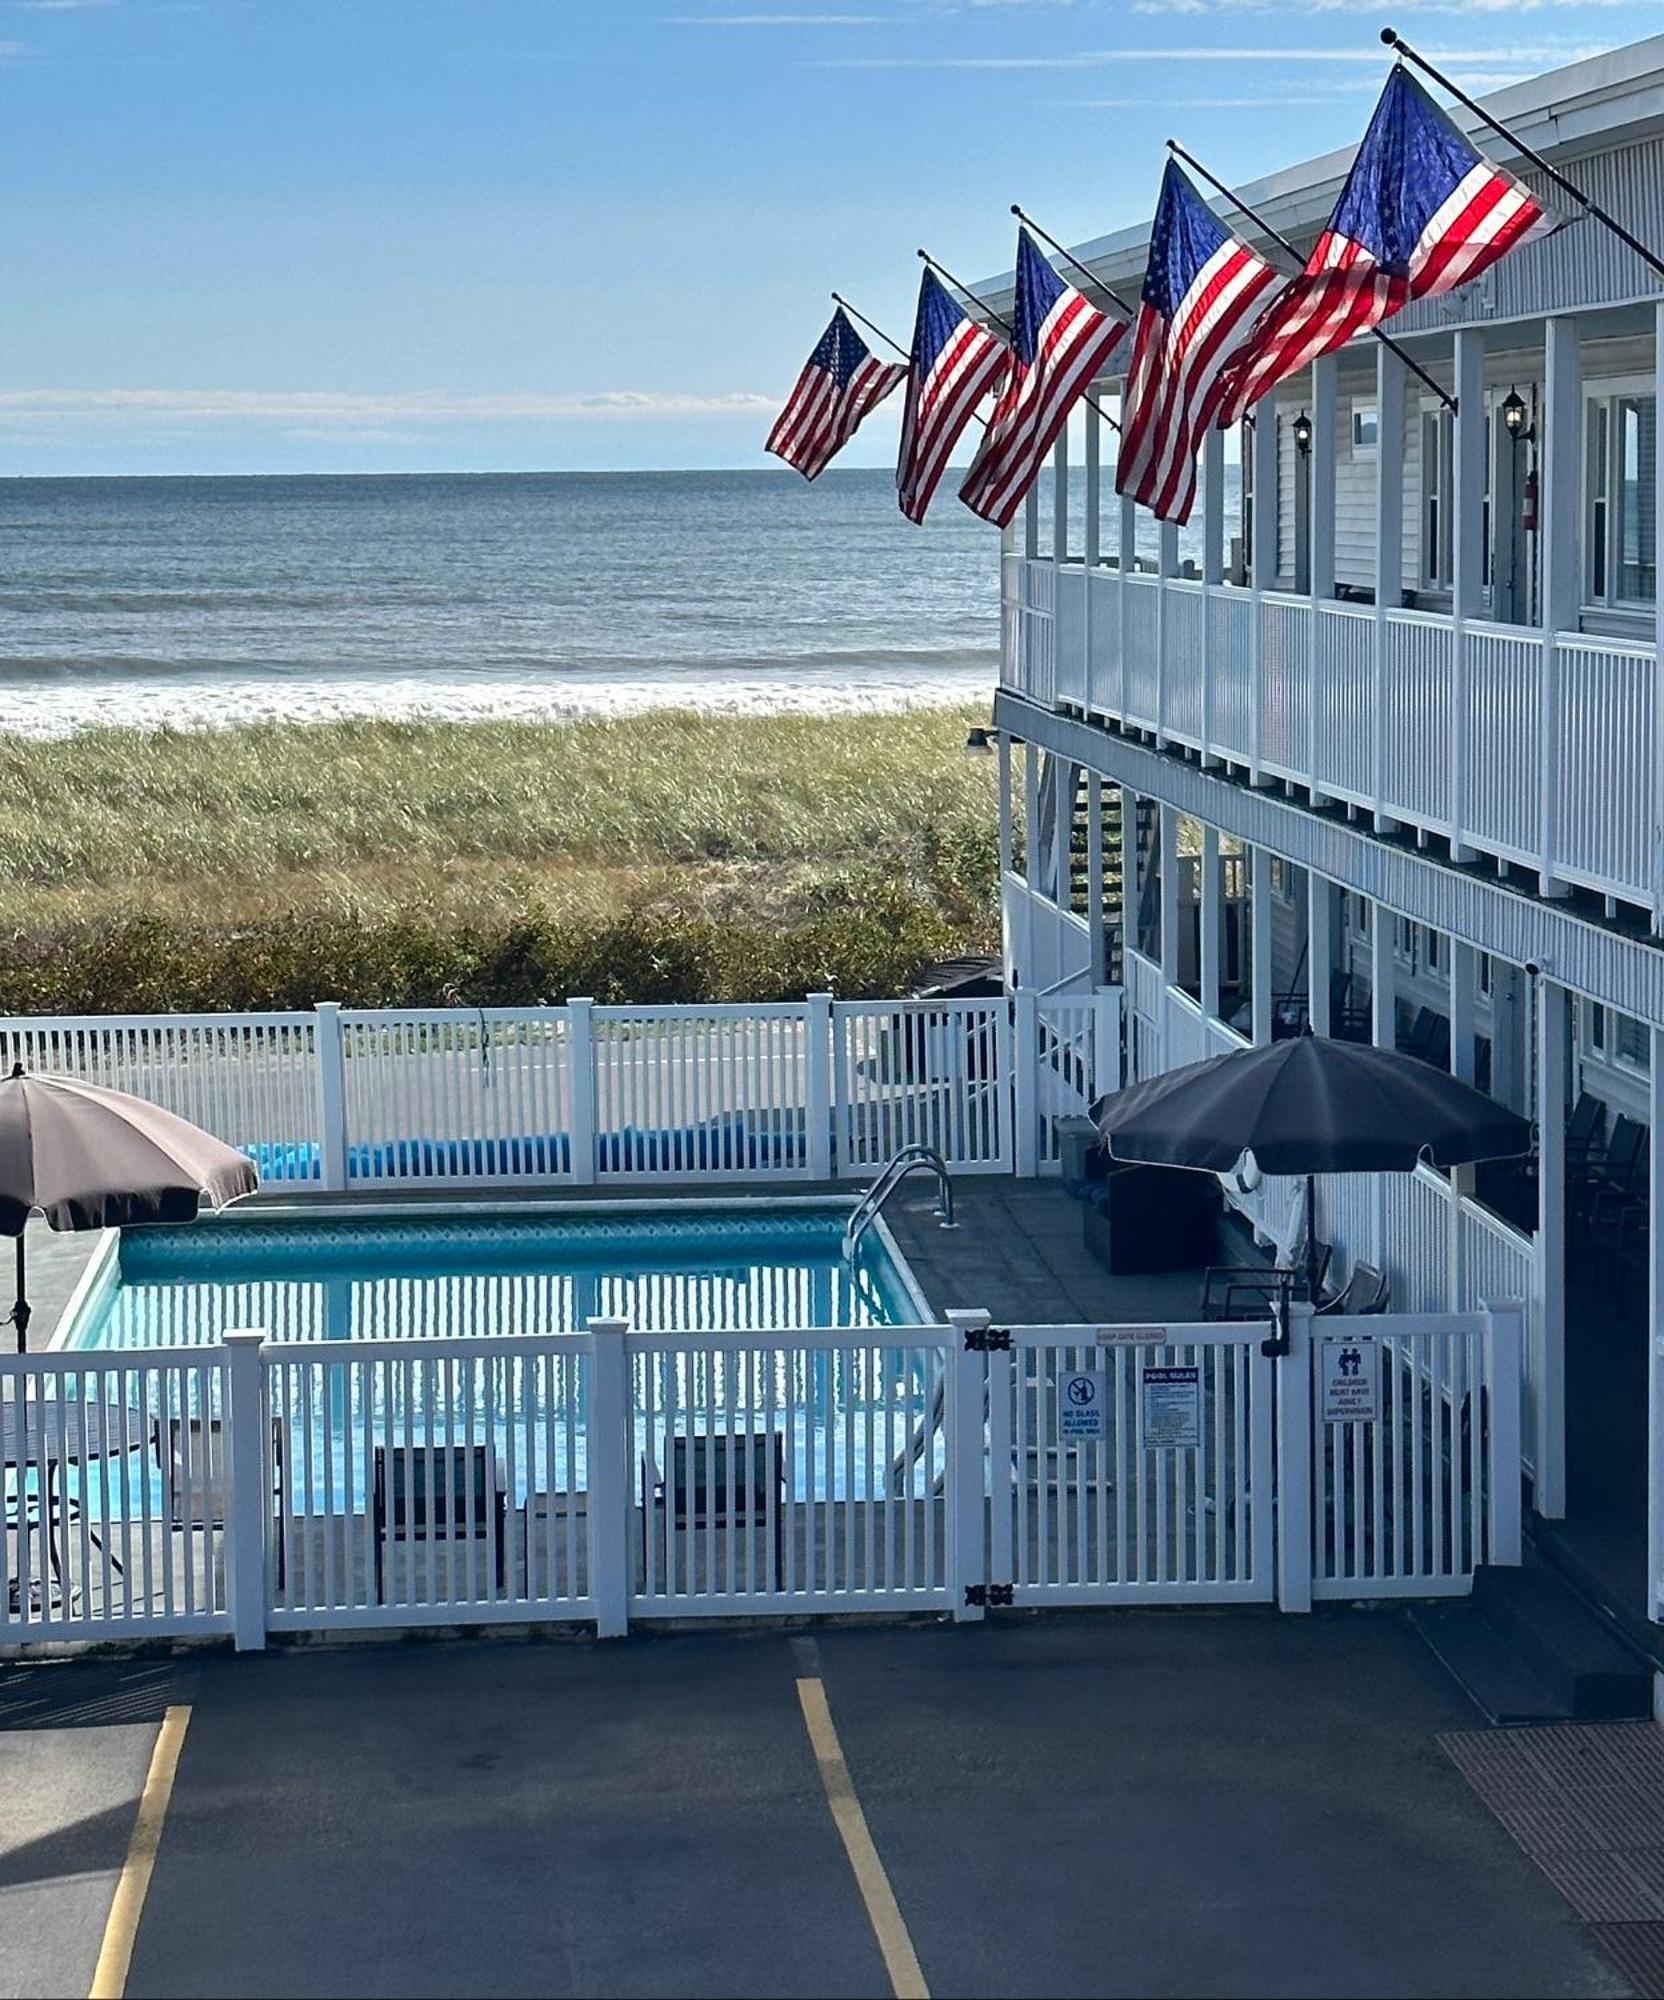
[1586,1003,1652,1073]
[1421,408,1454,589]
[1585,391,1657,606]
[1352,406,1378,451]
[1269,856,1297,904]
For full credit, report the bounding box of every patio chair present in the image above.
[1582,1114,1646,1230]
[153,1413,287,1589]
[373,1444,506,1602]
[1565,1093,1607,1177]
[1202,1244,1332,1322]
[643,1430,785,1592]
[1316,1261,1391,1316]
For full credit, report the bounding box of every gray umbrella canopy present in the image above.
[0,1065,258,1236]
[1093,1034,1532,1176]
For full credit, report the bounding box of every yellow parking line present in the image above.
[796,1677,929,2000]
[89,1704,190,2000]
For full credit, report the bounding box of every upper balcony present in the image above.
[998,299,1664,932]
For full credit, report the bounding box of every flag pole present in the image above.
[1166,139,1457,415]
[831,293,910,365]
[1010,207,1138,321]
[918,248,1121,432]
[1382,28,1664,282]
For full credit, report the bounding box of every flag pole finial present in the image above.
[1380,26,1400,47]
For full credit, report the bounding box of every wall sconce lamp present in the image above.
[1501,386,1533,444]
[1291,410,1313,457]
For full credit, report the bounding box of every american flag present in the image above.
[1116,161,1284,527]
[765,308,905,481]
[959,230,1128,530]
[1217,65,1557,423]
[896,268,1007,525]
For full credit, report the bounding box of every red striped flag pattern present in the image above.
[897,268,1007,525]
[766,309,906,481]
[959,230,1128,531]
[1116,162,1284,526]
[1217,66,1557,424]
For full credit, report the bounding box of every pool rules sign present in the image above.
[1320,1334,1382,1424]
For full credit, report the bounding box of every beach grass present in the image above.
[0,708,1002,1010]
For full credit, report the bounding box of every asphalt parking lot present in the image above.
[0,1612,1631,2000]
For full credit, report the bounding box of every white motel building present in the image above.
[988,34,1664,1698]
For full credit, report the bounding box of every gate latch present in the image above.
[963,1325,1013,1352]
[965,1583,1015,1608]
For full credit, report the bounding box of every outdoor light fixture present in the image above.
[1501,387,1532,443]
[963,726,997,758]
[1292,410,1313,456]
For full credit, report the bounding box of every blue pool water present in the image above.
[54,1205,939,1518]
[68,1203,922,1351]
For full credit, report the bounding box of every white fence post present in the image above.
[805,992,833,1181]
[1275,1303,1314,1613]
[567,997,597,1186]
[1094,985,1121,1099]
[314,1001,349,1190]
[1485,1301,1525,1567]
[1013,987,1039,1178]
[945,1310,990,1621]
[586,1317,631,1637]
[223,1329,270,1653]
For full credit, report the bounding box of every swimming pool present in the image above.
[64,1199,930,1351]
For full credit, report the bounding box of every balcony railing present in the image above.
[1003,559,1661,922]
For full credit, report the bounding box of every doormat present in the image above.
[1443,1721,1664,1995]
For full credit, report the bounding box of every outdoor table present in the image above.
[2,1398,146,1608]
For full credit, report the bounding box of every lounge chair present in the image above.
[373,1443,505,1601]
[154,1413,286,1588]
[643,1431,785,1592]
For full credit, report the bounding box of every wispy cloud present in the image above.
[663,11,889,21]
[0,389,780,430]
[1134,0,1638,12]
[815,36,1605,64]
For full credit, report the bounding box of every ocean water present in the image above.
[0,468,1001,737]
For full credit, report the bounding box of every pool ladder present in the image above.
[843,1144,954,1259]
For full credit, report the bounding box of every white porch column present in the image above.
[1307,873,1335,1037]
[1086,772,1108,985]
[1159,805,1181,991]
[1539,315,1581,900]
[1117,490,1137,720]
[1451,332,1485,865]
[1200,825,1222,1025]
[1649,1030,1664,1620]
[1249,404,1279,785]
[1084,399,1102,568]
[1052,430,1069,564]
[996,732,1014,883]
[1121,783,1141,954]
[1023,740,1042,888]
[1373,342,1406,834]
[1202,427,1225,585]
[1024,482,1040,562]
[1449,940,1480,1307]
[1535,979,1569,1518]
[1251,846,1273,1046]
[1309,356,1338,809]
[1370,906,1396,1051]
[1655,303,1664,934]
[1155,518,1180,748]
[1054,758,1075,915]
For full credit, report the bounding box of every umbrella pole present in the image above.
[10,1232,29,1353]
[1304,1174,1320,1302]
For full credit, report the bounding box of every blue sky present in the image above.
[0,0,1639,475]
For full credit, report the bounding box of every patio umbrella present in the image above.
[0,1064,258,1349]
[1092,1034,1532,1343]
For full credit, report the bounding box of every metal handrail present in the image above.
[843,1144,954,1259]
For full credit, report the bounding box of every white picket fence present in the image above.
[1,1303,1521,1650]
[0,991,1120,1192]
